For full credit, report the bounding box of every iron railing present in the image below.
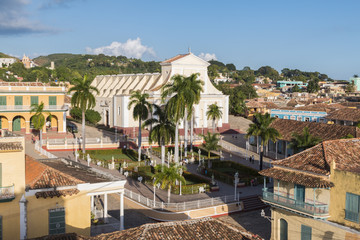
[0,185,15,202]
[262,190,329,216]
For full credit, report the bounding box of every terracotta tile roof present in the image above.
[286,99,303,107]
[35,189,80,199]
[260,138,360,186]
[261,102,278,109]
[0,142,23,152]
[340,102,360,108]
[260,167,333,188]
[64,95,71,104]
[270,118,360,142]
[93,217,260,240]
[306,98,331,105]
[326,108,360,122]
[246,100,264,108]
[161,53,190,63]
[25,156,84,197]
[30,218,261,240]
[295,103,344,113]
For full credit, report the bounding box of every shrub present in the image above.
[70,107,82,120]
[86,109,101,124]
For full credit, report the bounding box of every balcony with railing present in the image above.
[0,105,68,111]
[262,189,329,218]
[0,185,15,202]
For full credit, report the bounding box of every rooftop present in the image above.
[161,53,191,64]
[0,141,23,152]
[30,217,261,240]
[326,108,360,122]
[270,118,360,142]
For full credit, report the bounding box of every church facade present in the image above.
[91,53,230,136]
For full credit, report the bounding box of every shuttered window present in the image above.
[31,96,38,106]
[15,96,23,106]
[49,208,65,235]
[49,96,57,106]
[345,193,360,223]
[280,219,288,240]
[0,96,6,106]
[301,225,312,240]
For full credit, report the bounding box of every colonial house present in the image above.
[249,119,360,159]
[259,138,360,240]
[0,131,126,239]
[0,82,68,134]
[91,52,230,136]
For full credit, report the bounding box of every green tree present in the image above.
[143,104,175,165]
[307,79,320,93]
[206,104,223,132]
[292,85,301,92]
[68,75,99,155]
[288,127,321,154]
[225,63,236,72]
[245,113,280,170]
[201,132,221,159]
[128,90,152,161]
[346,80,356,93]
[153,164,186,203]
[30,102,51,146]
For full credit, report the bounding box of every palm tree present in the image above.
[245,113,280,170]
[143,104,175,165]
[30,102,50,147]
[288,127,321,154]
[206,104,223,132]
[201,132,221,159]
[153,164,186,203]
[68,75,99,155]
[183,73,203,156]
[128,90,152,161]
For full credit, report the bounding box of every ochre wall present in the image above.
[0,137,25,240]
[27,192,91,238]
[329,169,360,231]
[271,208,359,240]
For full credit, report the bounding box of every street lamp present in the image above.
[198,148,201,163]
[179,168,183,196]
[234,172,239,201]
[115,127,118,142]
[153,178,156,207]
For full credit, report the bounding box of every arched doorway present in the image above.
[13,116,25,132]
[280,218,288,240]
[46,115,58,132]
[0,116,9,129]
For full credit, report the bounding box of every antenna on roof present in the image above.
[188,46,191,53]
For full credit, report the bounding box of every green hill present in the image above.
[0,52,18,59]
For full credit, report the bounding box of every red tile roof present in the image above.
[161,53,190,63]
[270,118,360,142]
[0,142,23,152]
[25,156,84,198]
[326,108,360,122]
[260,138,360,187]
[29,217,261,240]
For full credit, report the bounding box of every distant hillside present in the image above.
[34,53,76,66]
[0,52,17,59]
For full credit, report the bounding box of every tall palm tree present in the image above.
[68,75,99,155]
[153,164,186,203]
[30,102,50,147]
[288,127,321,154]
[143,104,175,165]
[161,74,203,162]
[183,73,203,156]
[245,113,280,170]
[206,104,223,132]
[128,90,152,162]
[201,132,221,159]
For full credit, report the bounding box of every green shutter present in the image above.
[345,193,360,222]
[301,225,312,240]
[49,96,57,106]
[280,219,288,240]
[49,208,65,235]
[31,96,38,106]
[15,96,23,106]
[0,96,6,106]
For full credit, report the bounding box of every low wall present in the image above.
[124,197,243,222]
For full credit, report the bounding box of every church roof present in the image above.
[161,53,191,63]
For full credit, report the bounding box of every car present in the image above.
[66,122,78,133]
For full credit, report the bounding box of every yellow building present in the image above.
[260,139,360,240]
[0,131,126,239]
[0,82,67,134]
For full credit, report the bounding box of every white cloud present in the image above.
[198,53,217,61]
[86,38,156,59]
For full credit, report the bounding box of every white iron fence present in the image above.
[35,140,57,158]
[123,188,239,212]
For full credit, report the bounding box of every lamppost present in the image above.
[179,168,183,196]
[153,178,156,207]
[180,142,183,162]
[198,148,201,163]
[115,127,118,142]
[246,140,249,161]
[167,151,170,168]
[234,172,239,201]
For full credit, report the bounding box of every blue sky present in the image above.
[1,0,359,80]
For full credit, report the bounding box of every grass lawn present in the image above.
[85,149,139,162]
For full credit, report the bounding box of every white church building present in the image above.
[91,52,230,137]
